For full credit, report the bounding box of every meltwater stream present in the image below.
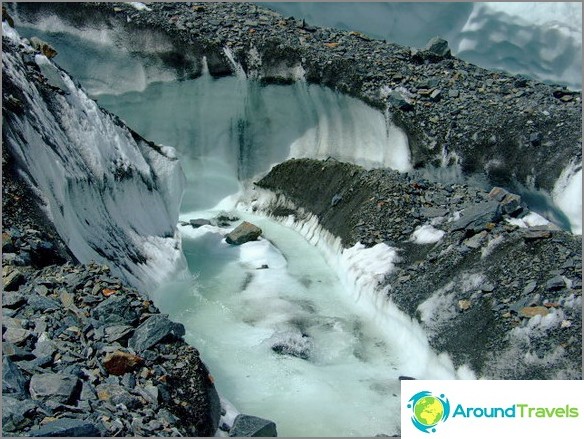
[154,210,404,437]
[93,73,464,436]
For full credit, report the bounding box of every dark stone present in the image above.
[2,342,35,361]
[91,295,140,326]
[29,373,80,404]
[29,418,101,437]
[2,395,37,432]
[96,383,142,409]
[189,218,212,228]
[546,275,565,291]
[269,331,313,360]
[447,200,501,232]
[229,414,278,437]
[2,291,27,309]
[399,376,416,380]
[424,36,451,58]
[529,132,542,146]
[387,91,413,111]
[128,315,185,352]
[331,194,342,207]
[2,356,29,398]
[225,221,263,245]
[27,295,60,312]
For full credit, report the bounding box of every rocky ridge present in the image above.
[256,158,582,379]
[8,1,582,197]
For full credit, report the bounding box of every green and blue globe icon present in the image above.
[408,391,450,433]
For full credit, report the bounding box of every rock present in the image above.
[268,331,313,360]
[523,229,552,241]
[430,89,441,102]
[447,200,501,232]
[97,383,142,409]
[103,350,144,376]
[104,324,134,343]
[189,218,212,228]
[2,356,29,398]
[331,193,343,207]
[91,295,140,326]
[27,295,60,312]
[387,91,413,111]
[29,37,58,58]
[546,275,565,291]
[28,418,101,437]
[462,230,487,249]
[2,396,37,432]
[2,266,26,291]
[2,342,35,361]
[128,315,185,353]
[424,36,451,58]
[29,373,80,404]
[458,299,472,311]
[2,291,27,309]
[519,306,549,318]
[398,376,416,380]
[229,414,278,437]
[225,221,263,245]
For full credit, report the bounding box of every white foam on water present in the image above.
[552,160,582,235]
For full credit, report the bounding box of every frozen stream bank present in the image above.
[153,206,468,437]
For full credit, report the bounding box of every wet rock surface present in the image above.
[257,158,582,379]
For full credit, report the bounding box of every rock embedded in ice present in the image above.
[29,37,57,58]
[228,414,277,437]
[268,330,313,360]
[225,221,263,245]
[189,218,212,228]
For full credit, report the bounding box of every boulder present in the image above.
[2,396,37,432]
[189,218,212,228]
[96,383,142,409]
[129,314,185,352]
[28,418,101,437]
[225,221,263,245]
[91,295,140,326]
[268,331,313,360]
[103,350,144,376]
[2,356,29,398]
[29,373,80,404]
[229,414,278,437]
[447,200,501,233]
[424,36,451,58]
[29,36,58,58]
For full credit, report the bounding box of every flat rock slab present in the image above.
[129,314,185,353]
[28,418,101,437]
[29,373,79,404]
[229,414,278,437]
[226,221,262,245]
[91,295,140,326]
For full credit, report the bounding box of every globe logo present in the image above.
[407,391,450,433]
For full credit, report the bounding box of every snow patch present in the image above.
[410,224,445,244]
[129,2,152,11]
[552,160,582,235]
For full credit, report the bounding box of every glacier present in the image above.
[265,1,582,90]
[2,24,188,292]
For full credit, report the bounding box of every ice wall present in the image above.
[97,75,411,212]
[2,26,187,292]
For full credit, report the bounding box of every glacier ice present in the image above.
[2,28,187,292]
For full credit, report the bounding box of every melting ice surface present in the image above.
[97,75,410,212]
[153,209,458,437]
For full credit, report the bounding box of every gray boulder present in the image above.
[129,314,185,352]
[2,356,28,398]
[91,295,140,326]
[447,200,501,233]
[29,418,101,437]
[29,373,80,404]
[424,36,451,58]
[2,396,37,432]
[226,221,263,245]
[229,414,277,437]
